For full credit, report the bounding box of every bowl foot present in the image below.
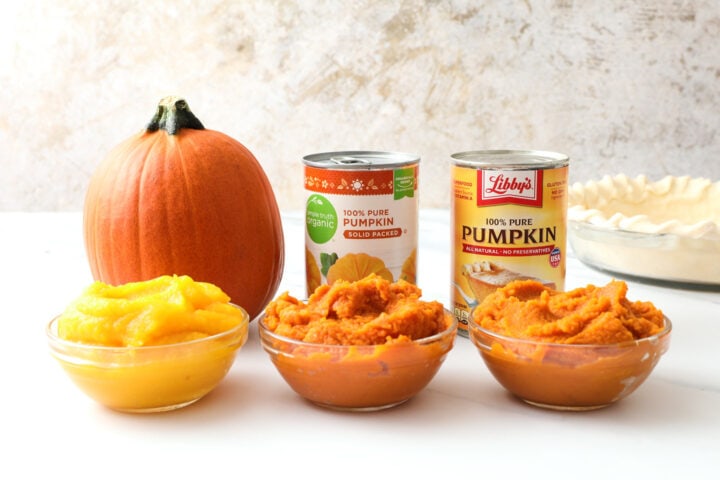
[309,397,410,412]
[109,397,203,413]
[522,399,611,411]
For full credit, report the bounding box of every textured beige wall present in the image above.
[1,0,718,211]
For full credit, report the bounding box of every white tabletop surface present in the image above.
[2,210,718,479]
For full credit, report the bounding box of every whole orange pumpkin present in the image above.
[83,96,284,320]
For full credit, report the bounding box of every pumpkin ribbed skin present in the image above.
[83,98,284,320]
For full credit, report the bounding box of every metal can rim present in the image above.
[303,150,420,169]
[451,149,569,169]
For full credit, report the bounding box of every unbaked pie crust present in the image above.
[568,174,720,285]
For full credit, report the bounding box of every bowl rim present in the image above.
[46,303,250,353]
[258,309,458,349]
[468,314,672,349]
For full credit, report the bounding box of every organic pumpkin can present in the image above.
[451,150,569,336]
[303,151,420,296]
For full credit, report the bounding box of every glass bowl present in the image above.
[567,174,720,287]
[46,306,249,413]
[258,311,457,411]
[569,220,720,287]
[468,315,672,411]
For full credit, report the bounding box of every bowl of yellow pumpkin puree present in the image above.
[259,274,457,411]
[47,275,249,413]
[469,279,671,411]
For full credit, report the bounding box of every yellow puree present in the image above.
[54,275,247,411]
[58,274,245,346]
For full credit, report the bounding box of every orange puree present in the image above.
[473,279,665,344]
[469,279,670,409]
[261,274,455,409]
[264,274,449,345]
[57,274,246,346]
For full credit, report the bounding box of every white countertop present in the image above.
[2,210,719,479]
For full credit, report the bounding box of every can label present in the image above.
[304,157,419,297]
[452,154,568,335]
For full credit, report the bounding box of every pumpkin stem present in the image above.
[146,96,205,135]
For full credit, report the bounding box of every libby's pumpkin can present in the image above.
[451,150,569,336]
[303,151,420,296]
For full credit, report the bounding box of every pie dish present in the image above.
[568,174,720,286]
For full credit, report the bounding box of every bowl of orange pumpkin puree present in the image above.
[259,274,457,411]
[469,279,671,411]
[47,275,249,413]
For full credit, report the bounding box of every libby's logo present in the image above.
[478,170,543,207]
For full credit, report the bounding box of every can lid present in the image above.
[451,150,569,169]
[303,150,420,169]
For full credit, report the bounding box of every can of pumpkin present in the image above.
[451,150,569,336]
[303,151,420,297]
